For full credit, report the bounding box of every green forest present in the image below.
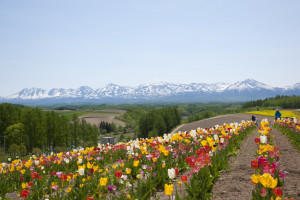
[0,103,99,156]
[138,107,181,138]
[242,95,300,109]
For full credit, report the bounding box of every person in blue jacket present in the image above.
[275,109,282,120]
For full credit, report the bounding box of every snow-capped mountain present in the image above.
[1,79,299,105]
[225,79,275,91]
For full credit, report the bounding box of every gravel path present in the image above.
[272,129,300,198]
[211,128,257,200]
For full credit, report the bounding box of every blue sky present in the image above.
[0,0,299,97]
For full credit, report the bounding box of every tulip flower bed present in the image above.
[251,119,293,200]
[0,121,255,200]
[273,118,300,151]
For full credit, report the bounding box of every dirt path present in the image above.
[272,129,300,198]
[211,128,257,200]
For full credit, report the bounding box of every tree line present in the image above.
[99,121,117,133]
[0,103,99,155]
[138,107,181,138]
[242,95,300,109]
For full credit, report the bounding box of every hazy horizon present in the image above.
[1,1,300,97]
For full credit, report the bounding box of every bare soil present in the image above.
[78,109,126,127]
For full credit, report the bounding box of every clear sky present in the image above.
[0,0,299,97]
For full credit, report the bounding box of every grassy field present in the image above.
[53,110,121,120]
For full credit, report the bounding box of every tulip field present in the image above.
[0,119,257,200]
[1,116,299,200]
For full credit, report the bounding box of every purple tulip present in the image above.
[279,170,288,178]
[146,154,152,160]
[271,162,280,170]
[108,185,113,192]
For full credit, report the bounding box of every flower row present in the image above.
[251,119,293,200]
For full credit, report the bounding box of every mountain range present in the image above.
[1,79,299,105]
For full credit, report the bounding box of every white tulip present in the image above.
[213,134,218,141]
[260,135,267,144]
[35,160,39,166]
[221,137,225,143]
[78,168,85,176]
[168,168,176,180]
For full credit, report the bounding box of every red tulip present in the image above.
[174,167,179,176]
[90,168,94,174]
[21,190,30,199]
[251,160,259,170]
[273,187,282,197]
[181,175,188,182]
[260,188,267,197]
[115,170,122,178]
[185,157,191,164]
[61,174,67,181]
[189,161,195,167]
[31,172,38,179]
[86,197,94,200]
[254,137,260,144]
[28,182,33,187]
[204,145,211,152]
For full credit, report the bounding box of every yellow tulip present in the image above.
[259,174,278,188]
[163,150,169,156]
[66,187,72,193]
[164,184,173,195]
[201,140,207,146]
[178,181,182,189]
[126,168,131,174]
[100,177,108,186]
[133,160,139,167]
[251,174,260,185]
[87,162,93,169]
[22,182,28,189]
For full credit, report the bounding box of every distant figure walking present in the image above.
[251,115,258,126]
[275,109,282,120]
